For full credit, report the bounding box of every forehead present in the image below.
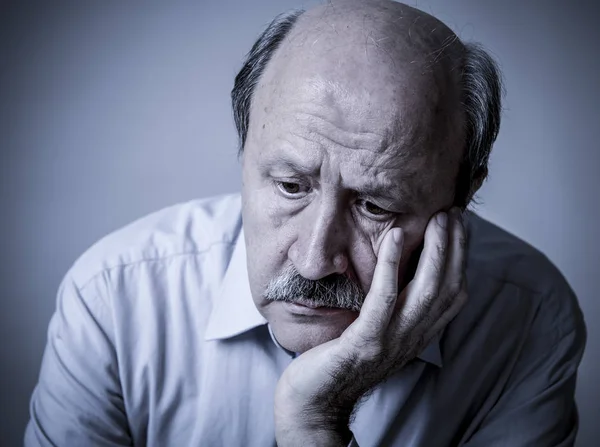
[265,77,407,151]
[249,76,458,211]
[255,76,426,171]
[250,24,462,160]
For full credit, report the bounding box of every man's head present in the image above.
[232,0,502,353]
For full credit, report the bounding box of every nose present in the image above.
[288,198,349,280]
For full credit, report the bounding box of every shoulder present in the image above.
[67,193,243,289]
[467,212,571,296]
[465,212,584,340]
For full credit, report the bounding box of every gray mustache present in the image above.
[263,265,365,312]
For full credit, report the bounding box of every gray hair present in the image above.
[231,9,503,208]
[264,264,365,311]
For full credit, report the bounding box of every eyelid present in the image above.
[275,176,311,188]
[358,196,391,211]
[270,171,308,181]
[274,179,311,198]
[357,198,398,220]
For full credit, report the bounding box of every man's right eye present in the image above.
[279,182,300,194]
[275,181,308,197]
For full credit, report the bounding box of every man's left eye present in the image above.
[279,182,300,194]
[363,201,392,216]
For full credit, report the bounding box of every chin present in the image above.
[266,302,359,354]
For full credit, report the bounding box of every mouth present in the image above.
[293,300,326,309]
[282,301,353,316]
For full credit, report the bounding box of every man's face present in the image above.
[241,14,464,353]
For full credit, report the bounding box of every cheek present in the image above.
[241,188,296,300]
[350,219,427,293]
[347,231,379,293]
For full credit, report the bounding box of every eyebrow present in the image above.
[261,158,319,176]
[357,181,419,213]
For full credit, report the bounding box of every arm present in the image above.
[463,282,586,446]
[25,273,132,446]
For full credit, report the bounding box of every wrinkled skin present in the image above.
[240,0,473,444]
[242,0,465,353]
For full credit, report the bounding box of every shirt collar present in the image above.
[204,228,267,341]
[204,226,442,368]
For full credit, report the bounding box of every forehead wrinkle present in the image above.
[277,117,428,204]
[260,153,320,177]
[289,113,388,153]
[287,78,398,142]
[284,78,431,160]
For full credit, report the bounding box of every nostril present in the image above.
[333,253,348,273]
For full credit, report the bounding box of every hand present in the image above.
[274,208,468,446]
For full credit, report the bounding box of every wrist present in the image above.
[274,369,356,445]
[275,399,353,431]
[275,424,353,447]
[275,405,353,446]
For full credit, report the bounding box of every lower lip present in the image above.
[283,302,349,316]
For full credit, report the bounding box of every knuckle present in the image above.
[418,313,435,332]
[409,331,427,352]
[380,291,399,305]
[348,319,385,347]
[383,258,400,270]
[356,343,385,364]
[423,288,437,300]
[436,242,446,259]
[421,291,437,308]
[402,301,429,329]
[437,294,454,316]
[395,312,412,330]
[446,279,463,297]
[363,313,388,335]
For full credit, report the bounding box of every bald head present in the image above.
[255,1,466,167]
[232,0,502,207]
[279,0,464,75]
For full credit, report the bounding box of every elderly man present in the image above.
[26,1,586,446]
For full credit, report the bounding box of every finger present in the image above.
[441,208,468,297]
[413,207,467,331]
[400,286,467,366]
[398,211,449,329]
[357,227,404,333]
[423,285,468,342]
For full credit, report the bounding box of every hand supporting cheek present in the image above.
[274,208,468,447]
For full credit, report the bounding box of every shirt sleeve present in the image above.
[25,273,132,446]
[463,281,587,447]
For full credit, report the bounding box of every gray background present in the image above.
[1,0,598,445]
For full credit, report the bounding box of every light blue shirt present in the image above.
[26,193,586,446]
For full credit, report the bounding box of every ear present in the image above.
[454,162,488,209]
[468,167,487,199]
[465,166,488,208]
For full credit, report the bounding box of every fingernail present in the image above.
[392,227,402,244]
[436,212,447,228]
